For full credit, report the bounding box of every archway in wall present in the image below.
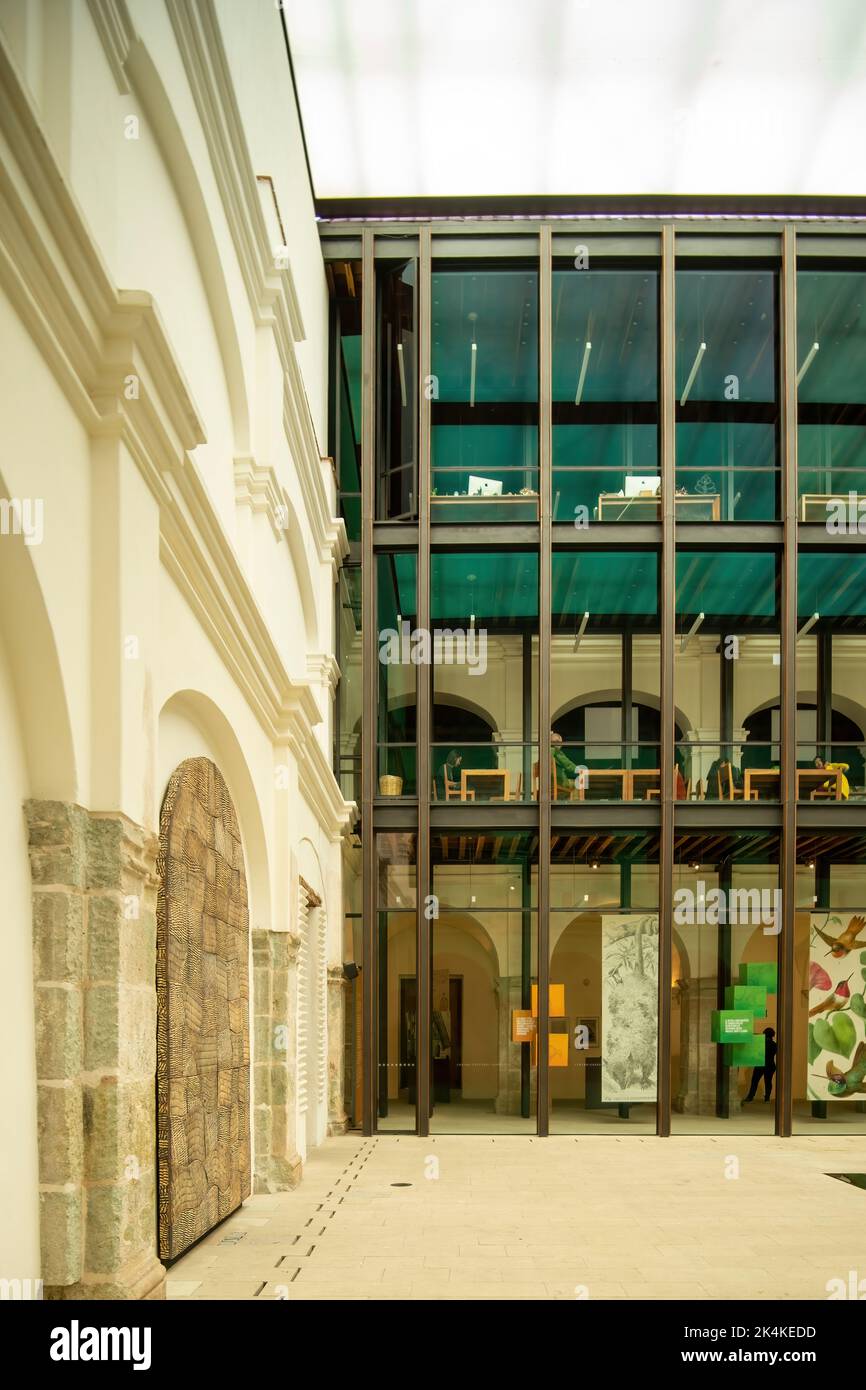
[156,757,251,1260]
[554,698,686,770]
[356,698,496,798]
[743,702,865,787]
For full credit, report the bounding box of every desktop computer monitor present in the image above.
[624,475,661,498]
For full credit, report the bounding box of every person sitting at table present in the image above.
[550,731,582,793]
[705,756,743,800]
[438,749,463,798]
[814,756,850,799]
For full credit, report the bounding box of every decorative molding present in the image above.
[85,0,134,94]
[0,25,353,841]
[164,0,340,565]
[306,652,341,694]
[233,455,289,542]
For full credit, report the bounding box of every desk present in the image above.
[800,493,866,523]
[597,493,720,522]
[743,769,777,801]
[461,768,510,802]
[797,768,843,801]
[432,493,539,518]
[632,769,661,800]
[574,769,631,801]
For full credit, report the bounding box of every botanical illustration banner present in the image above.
[601,914,659,1103]
[808,911,866,1102]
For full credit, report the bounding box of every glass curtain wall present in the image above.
[324,223,866,1140]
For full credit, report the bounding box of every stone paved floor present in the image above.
[166,1133,866,1300]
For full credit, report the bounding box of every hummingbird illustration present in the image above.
[812,915,866,959]
[823,1042,866,1098]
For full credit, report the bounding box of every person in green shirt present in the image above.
[550,731,582,793]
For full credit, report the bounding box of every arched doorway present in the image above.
[156,757,251,1260]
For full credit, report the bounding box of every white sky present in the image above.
[284,0,866,199]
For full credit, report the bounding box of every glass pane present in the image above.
[551,833,659,1133]
[431,266,538,522]
[796,554,866,799]
[337,567,362,803]
[676,268,779,521]
[553,264,659,524]
[431,832,537,1133]
[377,554,418,796]
[332,271,362,542]
[377,833,417,1131]
[377,259,417,519]
[797,270,866,516]
[671,833,780,1134]
[675,550,780,801]
[430,551,538,801]
[552,551,660,799]
[793,833,866,1133]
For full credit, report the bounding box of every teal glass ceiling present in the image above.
[552,270,657,402]
[431,270,537,402]
[431,552,538,620]
[676,271,775,402]
[676,551,778,620]
[553,551,658,619]
[798,552,866,619]
[797,272,866,404]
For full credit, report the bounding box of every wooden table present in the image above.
[432,493,539,517]
[632,769,661,800]
[461,768,510,801]
[797,767,843,800]
[597,493,720,522]
[741,768,844,800]
[800,493,866,523]
[743,769,777,801]
[573,769,631,801]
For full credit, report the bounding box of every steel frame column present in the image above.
[777,224,798,1139]
[361,229,377,1134]
[417,227,432,1137]
[658,223,676,1137]
[537,224,552,1135]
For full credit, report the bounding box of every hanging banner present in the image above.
[601,914,659,1103]
[808,912,866,1102]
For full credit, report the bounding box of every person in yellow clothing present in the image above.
[814,756,850,799]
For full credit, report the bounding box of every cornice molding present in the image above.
[85,0,135,94]
[163,0,339,564]
[0,25,353,840]
[306,652,341,694]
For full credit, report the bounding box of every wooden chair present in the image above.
[716,763,749,800]
[432,769,474,802]
[532,757,576,801]
[510,773,523,801]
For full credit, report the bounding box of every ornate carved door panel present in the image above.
[156,758,251,1260]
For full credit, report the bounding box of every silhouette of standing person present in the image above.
[744,1027,777,1102]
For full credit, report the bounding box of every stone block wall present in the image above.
[27,801,165,1300]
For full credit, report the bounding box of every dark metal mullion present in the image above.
[817,630,832,754]
[778,225,798,1139]
[361,230,377,1135]
[658,223,676,1138]
[416,228,432,1137]
[537,224,552,1136]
